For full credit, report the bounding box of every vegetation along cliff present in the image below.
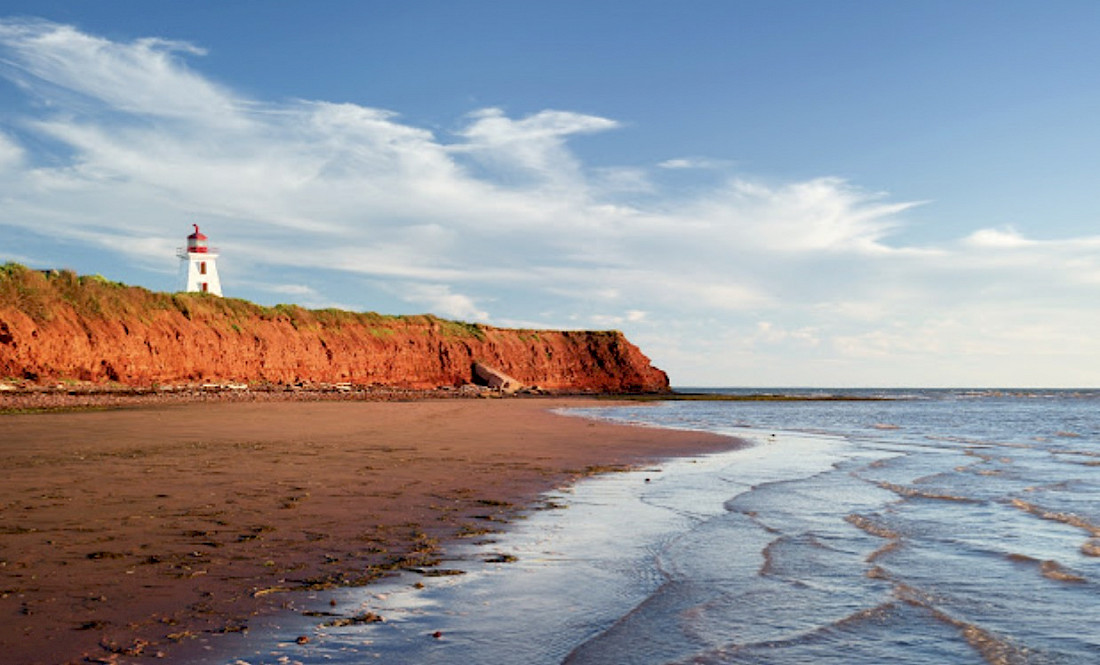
[0,264,670,393]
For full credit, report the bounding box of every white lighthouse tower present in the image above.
[177,224,222,296]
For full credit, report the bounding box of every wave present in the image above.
[925,436,1036,452]
[1007,498,1100,536]
[877,481,981,503]
[845,514,904,564]
[1082,539,1100,557]
[1004,553,1087,583]
[662,602,904,665]
[958,464,1004,477]
[931,608,1034,665]
[964,448,997,462]
[912,470,966,485]
[1050,447,1100,469]
[927,434,993,446]
[868,566,1035,665]
[1051,447,1100,458]
[1048,445,1100,467]
[1039,560,1085,583]
[758,534,833,577]
[666,590,1037,665]
[845,513,901,540]
[1007,498,1100,571]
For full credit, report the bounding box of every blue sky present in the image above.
[0,1,1098,387]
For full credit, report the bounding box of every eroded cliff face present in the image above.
[0,267,669,393]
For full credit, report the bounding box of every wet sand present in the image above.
[0,397,734,665]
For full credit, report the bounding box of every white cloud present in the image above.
[587,309,650,328]
[658,158,695,169]
[452,107,619,191]
[679,177,921,254]
[398,283,490,322]
[0,19,1098,387]
[458,107,618,144]
[265,283,319,297]
[232,282,356,310]
[0,131,23,168]
[592,167,653,193]
[754,321,820,347]
[657,156,731,170]
[963,227,1034,248]
[0,18,239,123]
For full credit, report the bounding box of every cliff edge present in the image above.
[0,265,670,393]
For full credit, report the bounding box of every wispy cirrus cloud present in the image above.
[0,18,238,121]
[0,18,1098,386]
[657,156,732,170]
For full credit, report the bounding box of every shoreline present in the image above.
[211,440,764,665]
[0,396,739,665]
[0,382,901,417]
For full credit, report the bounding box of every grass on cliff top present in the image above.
[0,262,498,339]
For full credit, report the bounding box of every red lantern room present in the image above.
[187,224,209,254]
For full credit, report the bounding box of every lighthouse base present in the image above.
[178,251,222,296]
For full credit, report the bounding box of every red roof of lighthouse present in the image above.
[186,224,210,254]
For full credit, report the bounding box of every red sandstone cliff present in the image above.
[0,266,669,393]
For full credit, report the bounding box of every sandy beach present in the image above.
[0,397,734,665]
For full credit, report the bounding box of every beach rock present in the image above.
[472,362,524,394]
[0,266,669,393]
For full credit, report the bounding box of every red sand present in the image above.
[0,397,735,665]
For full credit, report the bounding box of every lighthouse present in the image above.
[177,224,223,296]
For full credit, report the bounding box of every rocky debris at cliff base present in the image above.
[0,380,563,412]
[0,382,451,412]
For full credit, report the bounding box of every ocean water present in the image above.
[213,389,1099,665]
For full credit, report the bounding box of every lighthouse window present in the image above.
[201,282,208,293]
[199,262,207,275]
